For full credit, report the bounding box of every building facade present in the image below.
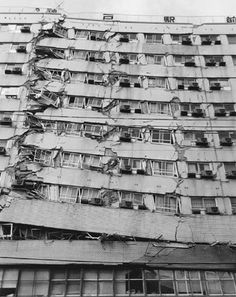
[0,7,236,296]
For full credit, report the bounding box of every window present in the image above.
[181,103,201,113]
[87,97,102,108]
[67,96,85,108]
[214,103,235,114]
[120,127,143,141]
[145,270,175,295]
[41,120,57,132]
[50,269,80,296]
[89,51,105,61]
[201,34,219,44]
[188,162,211,176]
[151,130,172,144]
[57,122,82,135]
[62,152,81,168]
[230,198,236,214]
[175,271,202,295]
[34,149,52,165]
[205,271,236,295]
[83,124,103,136]
[155,195,177,213]
[174,55,195,65]
[148,102,170,114]
[54,25,68,38]
[228,35,236,44]
[171,34,191,44]
[120,192,143,205]
[87,73,104,84]
[232,56,236,66]
[18,269,49,296]
[81,188,99,202]
[120,158,143,170]
[224,162,236,174]
[90,31,105,41]
[177,78,198,89]
[191,197,216,214]
[83,155,101,167]
[183,131,205,146]
[59,186,79,203]
[218,131,236,143]
[115,269,144,295]
[205,56,224,66]
[145,34,162,43]
[152,161,176,176]
[209,78,230,90]
[148,77,166,88]
[75,30,90,39]
[146,54,164,65]
[0,223,13,239]
[71,50,88,60]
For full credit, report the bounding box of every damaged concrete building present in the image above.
[0,7,236,296]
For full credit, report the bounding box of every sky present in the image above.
[0,0,236,16]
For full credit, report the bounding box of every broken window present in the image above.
[148,102,170,114]
[145,269,175,294]
[151,129,172,144]
[59,186,79,203]
[152,161,177,177]
[115,269,144,295]
[148,77,166,88]
[83,123,103,136]
[0,223,13,239]
[62,152,81,168]
[120,127,143,141]
[34,149,52,166]
[0,269,18,296]
[89,51,105,62]
[155,195,177,213]
[70,49,88,60]
[145,33,162,43]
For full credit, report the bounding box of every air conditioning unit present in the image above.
[87,79,95,84]
[178,84,185,90]
[134,108,142,113]
[138,204,147,210]
[137,169,146,175]
[215,40,221,45]
[89,56,95,62]
[20,25,31,33]
[226,170,236,179]
[16,45,27,53]
[134,83,141,88]
[89,198,103,206]
[120,104,131,113]
[188,82,199,91]
[230,111,236,116]
[0,147,6,155]
[192,108,204,117]
[215,108,226,117]
[232,209,236,215]
[210,83,221,91]
[188,172,196,178]
[120,79,131,87]
[182,37,192,45]
[119,58,129,64]
[5,69,12,74]
[184,61,195,67]
[90,34,96,41]
[120,165,132,174]
[181,110,188,116]
[0,117,12,126]
[12,67,22,75]
[201,40,212,45]
[119,35,129,43]
[206,207,220,215]
[220,137,233,146]
[119,200,133,209]
[219,61,226,66]
[196,137,209,147]
[120,132,131,142]
[201,170,214,179]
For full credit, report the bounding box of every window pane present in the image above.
[82,281,97,295]
[67,280,80,295]
[98,281,113,295]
